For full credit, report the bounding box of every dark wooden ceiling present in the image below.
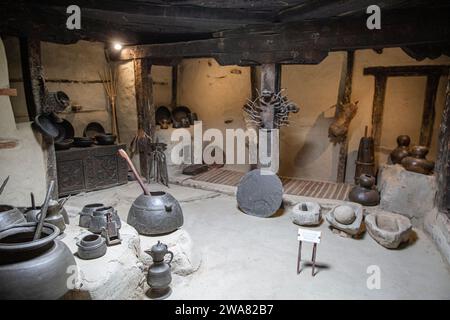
[1,0,448,45]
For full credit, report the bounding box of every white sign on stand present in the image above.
[298,228,321,244]
[297,228,322,276]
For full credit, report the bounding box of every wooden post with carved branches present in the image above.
[336,51,354,183]
[133,58,154,179]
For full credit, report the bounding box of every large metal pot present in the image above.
[0,222,76,299]
[0,205,26,232]
[127,192,183,235]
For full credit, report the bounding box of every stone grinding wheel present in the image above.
[236,169,284,218]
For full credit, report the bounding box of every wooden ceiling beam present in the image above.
[115,8,450,66]
[278,0,410,22]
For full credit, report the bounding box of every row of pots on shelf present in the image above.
[55,133,117,150]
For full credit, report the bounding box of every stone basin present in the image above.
[365,212,412,249]
[326,202,364,236]
[291,201,321,226]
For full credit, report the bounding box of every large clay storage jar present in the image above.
[401,146,434,175]
[0,205,26,232]
[348,174,380,206]
[0,222,76,299]
[128,191,183,235]
[390,135,410,164]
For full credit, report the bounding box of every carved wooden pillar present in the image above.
[259,64,281,170]
[336,51,354,183]
[435,74,450,214]
[133,58,154,178]
[171,64,178,108]
[20,37,58,198]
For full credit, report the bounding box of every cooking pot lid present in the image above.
[33,114,59,138]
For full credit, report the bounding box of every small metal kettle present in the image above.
[145,241,174,299]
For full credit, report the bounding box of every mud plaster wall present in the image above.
[177,58,251,172]
[0,37,47,206]
[5,38,172,170]
[347,48,450,182]
[177,51,449,182]
[116,61,172,147]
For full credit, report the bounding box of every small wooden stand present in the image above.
[297,228,321,277]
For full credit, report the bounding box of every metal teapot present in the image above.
[145,241,173,299]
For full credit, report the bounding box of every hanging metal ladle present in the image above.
[118,149,150,196]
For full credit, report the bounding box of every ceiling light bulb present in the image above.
[113,43,123,51]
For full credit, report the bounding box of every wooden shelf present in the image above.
[0,88,17,96]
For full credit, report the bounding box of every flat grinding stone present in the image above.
[236,169,283,218]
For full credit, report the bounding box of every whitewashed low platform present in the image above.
[61,222,143,300]
[60,191,203,300]
[139,228,202,276]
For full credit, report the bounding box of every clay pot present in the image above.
[390,135,410,164]
[401,146,434,175]
[95,133,117,145]
[348,174,380,206]
[0,205,26,232]
[88,206,121,234]
[0,222,76,299]
[128,192,183,236]
[79,203,104,228]
[76,234,107,260]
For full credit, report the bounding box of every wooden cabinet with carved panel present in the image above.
[56,144,128,196]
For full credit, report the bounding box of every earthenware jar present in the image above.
[390,135,411,164]
[401,146,434,175]
[79,203,105,228]
[0,222,76,299]
[348,174,380,206]
[128,192,183,235]
[76,234,107,260]
[0,205,26,232]
[88,206,121,234]
[145,241,173,299]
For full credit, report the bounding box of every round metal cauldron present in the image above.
[0,222,76,300]
[127,192,183,236]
